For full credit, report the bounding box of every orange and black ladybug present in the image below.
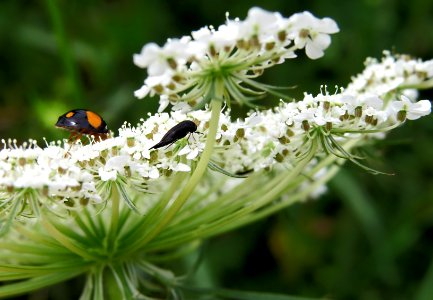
[55,109,109,143]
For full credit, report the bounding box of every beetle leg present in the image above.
[164,141,177,149]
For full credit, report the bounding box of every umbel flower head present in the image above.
[133,7,339,111]
[0,7,432,300]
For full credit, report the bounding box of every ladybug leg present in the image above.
[64,132,82,156]
[67,132,82,144]
[73,133,83,144]
[67,132,77,143]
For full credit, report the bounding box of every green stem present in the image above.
[237,164,341,227]
[107,183,120,254]
[148,139,364,251]
[40,216,97,261]
[125,98,222,254]
[156,172,265,235]
[398,78,433,91]
[208,140,357,229]
[14,222,60,247]
[145,141,318,251]
[160,138,360,250]
[118,171,188,254]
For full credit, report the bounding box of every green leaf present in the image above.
[331,169,384,245]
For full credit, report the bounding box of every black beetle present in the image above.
[150,120,198,150]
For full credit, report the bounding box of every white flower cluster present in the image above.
[212,90,431,173]
[346,51,433,98]
[0,69,430,215]
[0,139,101,208]
[133,7,339,111]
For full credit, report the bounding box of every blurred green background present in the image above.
[1,0,433,299]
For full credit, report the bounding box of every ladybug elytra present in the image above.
[55,109,109,143]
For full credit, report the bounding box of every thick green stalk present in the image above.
[145,139,363,251]
[40,216,97,261]
[144,141,318,251]
[107,183,120,254]
[154,173,266,237]
[117,171,188,253]
[190,139,359,234]
[122,96,223,255]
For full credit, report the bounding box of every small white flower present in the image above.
[134,38,191,76]
[133,43,161,69]
[186,148,199,160]
[361,95,384,109]
[106,155,130,173]
[148,168,160,179]
[390,96,432,120]
[99,168,118,181]
[238,7,282,41]
[288,11,339,59]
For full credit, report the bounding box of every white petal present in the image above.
[312,33,331,50]
[148,168,160,179]
[305,41,324,59]
[134,85,150,99]
[176,163,191,172]
[158,95,170,112]
[186,148,199,160]
[99,168,117,181]
[178,146,191,156]
[363,95,383,109]
[319,18,339,34]
[133,43,161,67]
[407,100,432,120]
